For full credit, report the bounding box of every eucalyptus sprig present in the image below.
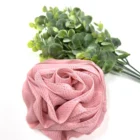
[27,6,140,81]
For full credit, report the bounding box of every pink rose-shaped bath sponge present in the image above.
[22,59,106,140]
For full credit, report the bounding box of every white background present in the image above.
[0,0,140,140]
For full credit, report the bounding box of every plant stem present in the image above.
[121,64,140,77]
[121,70,140,81]
[123,58,140,75]
[117,61,140,77]
[128,64,140,75]
[115,60,140,81]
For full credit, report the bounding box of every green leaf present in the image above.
[39,53,50,62]
[35,16,46,24]
[56,19,66,29]
[104,29,111,39]
[111,38,121,48]
[116,50,130,59]
[29,22,35,28]
[101,42,112,45]
[82,16,92,28]
[65,20,75,28]
[99,52,117,73]
[113,66,123,72]
[94,22,98,26]
[48,43,63,58]
[83,16,92,25]
[92,32,98,38]
[59,13,68,19]
[91,54,99,63]
[69,15,77,22]
[68,29,75,38]
[63,38,71,43]
[42,33,50,39]
[36,25,44,31]
[53,27,59,32]
[35,43,41,50]
[76,52,85,59]
[47,27,56,35]
[47,19,56,27]
[116,50,129,54]
[84,34,93,46]
[72,50,82,55]
[67,54,75,59]
[96,32,106,43]
[73,7,81,15]
[32,47,38,52]
[75,24,82,29]
[72,33,85,47]
[53,7,59,14]
[47,12,53,19]
[57,30,67,38]
[98,22,103,31]
[89,24,95,32]
[47,36,55,45]
[102,45,115,52]
[42,6,47,12]
[27,40,34,48]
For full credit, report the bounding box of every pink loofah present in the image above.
[22,59,106,140]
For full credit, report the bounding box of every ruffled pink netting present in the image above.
[22,59,106,140]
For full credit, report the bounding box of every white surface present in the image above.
[0,0,140,140]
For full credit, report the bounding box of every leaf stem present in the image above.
[123,58,140,75]
[117,61,140,77]
[128,64,140,75]
[121,70,140,81]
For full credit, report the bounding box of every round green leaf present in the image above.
[32,47,38,52]
[42,6,47,12]
[27,40,34,48]
[47,12,53,19]
[53,27,59,32]
[111,38,121,48]
[57,30,67,38]
[56,19,66,29]
[29,22,35,28]
[48,43,63,58]
[98,22,103,31]
[84,34,93,46]
[65,20,75,28]
[68,29,75,38]
[102,45,115,52]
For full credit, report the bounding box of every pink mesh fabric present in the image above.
[22,59,106,140]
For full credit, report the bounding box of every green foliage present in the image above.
[27,6,131,74]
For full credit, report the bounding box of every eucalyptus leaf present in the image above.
[65,20,75,28]
[29,23,35,28]
[47,12,53,19]
[53,27,59,32]
[116,50,130,59]
[84,34,94,46]
[56,19,66,29]
[63,38,71,43]
[102,45,115,52]
[57,30,67,38]
[42,6,47,12]
[48,43,63,58]
[68,29,75,38]
[98,22,103,31]
[101,42,112,45]
[111,38,121,48]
